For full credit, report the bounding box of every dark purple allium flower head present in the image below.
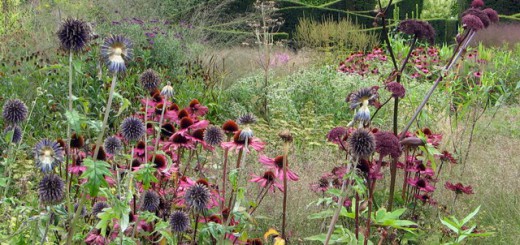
[385,81,406,98]
[4,125,22,143]
[140,69,161,91]
[121,117,145,142]
[57,18,90,52]
[471,0,485,8]
[327,127,347,143]
[374,131,401,158]
[169,211,190,233]
[463,9,491,28]
[101,35,133,73]
[204,125,224,146]
[140,190,161,212]
[185,183,210,213]
[2,99,28,125]
[348,129,375,158]
[398,19,435,43]
[39,174,65,205]
[92,202,109,217]
[482,8,499,23]
[237,113,257,125]
[104,136,122,155]
[462,14,485,30]
[445,181,474,195]
[34,138,64,173]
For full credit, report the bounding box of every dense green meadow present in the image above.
[0,0,519,244]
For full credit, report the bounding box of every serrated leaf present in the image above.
[80,159,112,197]
[65,109,83,134]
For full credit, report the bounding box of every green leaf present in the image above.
[65,109,84,134]
[72,60,83,75]
[113,92,131,117]
[80,159,112,197]
[461,205,480,226]
[440,217,459,233]
[135,164,158,190]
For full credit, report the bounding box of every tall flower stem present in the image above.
[66,51,73,185]
[400,30,477,139]
[227,149,243,209]
[40,209,52,245]
[221,135,231,210]
[281,140,290,238]
[364,179,377,245]
[192,212,200,245]
[68,73,118,243]
[324,163,354,245]
[151,95,169,164]
[355,193,360,239]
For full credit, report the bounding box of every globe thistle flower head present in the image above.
[204,125,224,146]
[184,183,210,213]
[237,113,257,125]
[397,19,435,43]
[121,117,145,142]
[2,99,28,125]
[34,139,64,173]
[347,87,378,110]
[222,120,239,134]
[4,125,22,143]
[70,133,85,149]
[101,35,133,73]
[140,69,160,91]
[385,82,406,98]
[38,174,64,205]
[140,190,161,212]
[347,129,375,158]
[462,9,491,28]
[374,131,401,158]
[104,136,122,155]
[57,18,90,52]
[169,211,190,233]
[239,127,254,141]
[483,8,499,23]
[462,15,484,30]
[92,202,109,217]
[471,0,484,8]
[160,81,174,98]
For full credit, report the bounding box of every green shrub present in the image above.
[295,17,379,51]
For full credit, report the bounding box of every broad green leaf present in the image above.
[440,217,459,233]
[461,206,480,226]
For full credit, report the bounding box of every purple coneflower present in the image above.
[258,155,299,181]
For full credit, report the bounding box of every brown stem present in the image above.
[355,192,360,239]
[221,135,231,210]
[281,142,290,238]
[364,179,377,245]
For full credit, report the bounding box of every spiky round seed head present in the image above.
[169,211,190,233]
[179,117,194,129]
[278,130,293,143]
[104,136,122,155]
[222,120,239,133]
[34,139,64,173]
[385,82,406,98]
[160,82,174,98]
[121,117,145,142]
[483,8,499,23]
[237,113,257,125]
[4,125,22,143]
[204,125,224,146]
[70,133,85,149]
[471,0,484,8]
[57,18,90,52]
[38,174,65,205]
[101,35,133,73]
[348,129,375,158]
[140,190,161,212]
[140,69,160,91]
[397,19,435,43]
[462,14,485,30]
[463,9,491,28]
[92,202,109,217]
[374,131,401,158]
[185,183,210,213]
[2,99,28,125]
[161,123,176,139]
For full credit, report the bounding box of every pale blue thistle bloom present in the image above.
[34,139,64,173]
[101,35,133,73]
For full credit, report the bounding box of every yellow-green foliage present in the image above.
[295,16,378,51]
[421,0,456,19]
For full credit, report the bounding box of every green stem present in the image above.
[93,73,118,159]
[281,142,289,238]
